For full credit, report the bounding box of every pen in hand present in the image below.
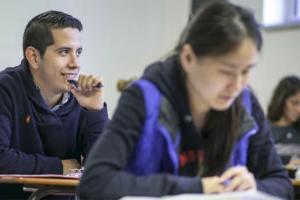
[68,79,103,89]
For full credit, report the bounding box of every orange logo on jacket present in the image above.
[179,150,204,167]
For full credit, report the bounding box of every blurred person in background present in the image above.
[268,75,300,168]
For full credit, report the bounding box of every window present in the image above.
[263,0,300,29]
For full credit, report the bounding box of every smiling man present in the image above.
[0,10,108,199]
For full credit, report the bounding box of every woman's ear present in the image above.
[25,47,41,70]
[179,44,196,73]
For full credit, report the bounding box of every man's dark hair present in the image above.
[23,10,83,58]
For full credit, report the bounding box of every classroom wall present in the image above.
[0,0,189,115]
[0,0,299,115]
[79,0,190,115]
[230,0,300,112]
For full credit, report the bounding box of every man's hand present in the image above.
[220,166,256,192]
[62,159,81,175]
[68,75,104,111]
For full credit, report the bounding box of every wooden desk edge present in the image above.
[0,177,79,186]
[292,179,300,186]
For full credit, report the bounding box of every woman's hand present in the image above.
[220,166,256,192]
[202,176,226,194]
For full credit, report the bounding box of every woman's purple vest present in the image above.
[126,79,258,175]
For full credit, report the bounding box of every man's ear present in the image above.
[179,44,196,73]
[25,47,41,70]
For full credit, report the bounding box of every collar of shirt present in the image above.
[51,92,70,112]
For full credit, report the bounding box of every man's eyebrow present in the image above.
[55,47,71,51]
[54,46,83,52]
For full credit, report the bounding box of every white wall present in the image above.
[0,0,190,115]
[254,29,300,112]
[230,0,300,112]
[1,0,299,114]
[0,0,83,67]
[79,0,190,115]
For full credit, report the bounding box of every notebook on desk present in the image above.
[0,167,83,180]
[0,174,79,179]
[120,190,283,200]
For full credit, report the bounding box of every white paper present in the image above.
[120,190,283,200]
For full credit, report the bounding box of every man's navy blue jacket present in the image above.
[0,59,108,174]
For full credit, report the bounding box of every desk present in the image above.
[292,179,300,200]
[286,167,300,199]
[0,175,79,200]
[292,179,300,186]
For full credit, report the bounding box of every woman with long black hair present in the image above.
[79,1,293,199]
